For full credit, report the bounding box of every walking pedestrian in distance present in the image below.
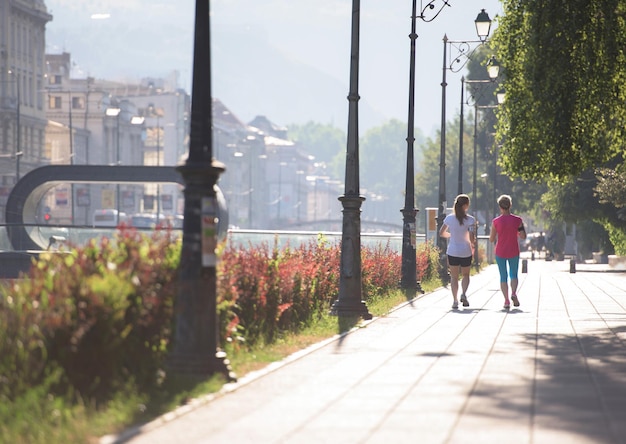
[439,194,476,309]
[489,194,527,309]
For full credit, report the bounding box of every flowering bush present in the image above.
[0,231,439,403]
[217,236,340,346]
[416,242,441,282]
[0,228,180,402]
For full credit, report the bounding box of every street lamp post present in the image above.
[468,102,499,268]
[68,91,75,225]
[400,0,453,296]
[481,172,489,236]
[105,106,121,224]
[147,105,163,221]
[156,113,161,221]
[400,0,419,295]
[436,10,493,283]
[472,102,479,268]
[330,0,371,319]
[277,161,287,223]
[458,76,465,195]
[168,0,235,380]
[460,61,500,269]
[7,70,21,182]
[130,115,145,216]
[296,170,304,223]
[493,142,498,221]
[243,147,254,228]
[400,0,419,296]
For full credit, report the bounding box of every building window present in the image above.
[72,96,85,109]
[49,75,62,85]
[49,96,62,109]
[37,79,43,110]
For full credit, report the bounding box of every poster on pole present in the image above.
[122,191,135,208]
[55,187,69,207]
[201,196,218,267]
[161,194,173,210]
[143,194,154,210]
[102,189,115,208]
[76,188,90,207]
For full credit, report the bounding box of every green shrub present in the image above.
[0,283,48,401]
[1,231,441,409]
[416,242,440,282]
[603,220,626,256]
[0,229,180,403]
[217,237,341,346]
[362,242,402,297]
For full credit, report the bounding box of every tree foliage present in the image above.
[286,121,345,170]
[595,163,626,211]
[288,119,425,219]
[359,119,423,202]
[493,0,626,181]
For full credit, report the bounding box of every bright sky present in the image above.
[45,0,504,136]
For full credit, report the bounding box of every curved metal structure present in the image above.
[5,165,184,251]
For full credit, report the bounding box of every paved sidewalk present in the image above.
[105,259,626,444]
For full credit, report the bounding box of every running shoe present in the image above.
[460,294,469,307]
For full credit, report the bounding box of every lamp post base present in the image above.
[333,194,372,320]
[439,252,450,285]
[399,208,424,298]
[167,351,237,382]
[399,281,425,296]
[168,160,236,382]
[330,299,373,320]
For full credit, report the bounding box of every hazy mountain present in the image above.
[44,0,384,130]
[212,25,384,130]
[44,0,504,134]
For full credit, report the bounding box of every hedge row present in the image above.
[0,230,439,404]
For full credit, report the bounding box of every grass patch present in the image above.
[4,281,442,444]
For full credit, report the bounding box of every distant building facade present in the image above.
[0,0,52,222]
[44,53,151,224]
[1,6,338,232]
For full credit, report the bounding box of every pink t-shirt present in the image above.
[493,214,523,259]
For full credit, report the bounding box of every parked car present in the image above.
[92,209,128,227]
[129,213,164,229]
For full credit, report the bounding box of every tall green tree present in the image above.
[359,119,424,202]
[286,119,423,200]
[493,0,626,181]
[286,121,345,170]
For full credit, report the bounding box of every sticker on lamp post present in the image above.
[201,197,219,267]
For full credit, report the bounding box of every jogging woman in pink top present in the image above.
[489,194,526,309]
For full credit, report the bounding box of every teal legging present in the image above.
[495,255,520,283]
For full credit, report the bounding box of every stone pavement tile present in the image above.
[396,393,472,414]
[533,411,619,444]
[110,264,626,444]
[532,426,616,444]
[365,430,447,444]
[362,412,456,444]
[606,423,626,444]
[475,371,528,384]
[448,415,531,444]
[282,427,373,444]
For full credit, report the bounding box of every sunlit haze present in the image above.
[46,0,503,136]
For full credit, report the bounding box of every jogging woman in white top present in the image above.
[439,194,476,309]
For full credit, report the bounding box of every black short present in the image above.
[448,255,472,267]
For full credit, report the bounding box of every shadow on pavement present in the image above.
[470,326,626,442]
[451,308,489,314]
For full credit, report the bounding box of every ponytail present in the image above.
[454,194,470,225]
